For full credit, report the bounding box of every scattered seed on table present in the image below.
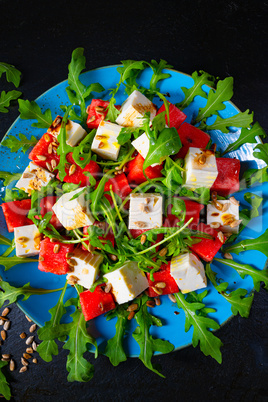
[1,330,6,341]
[29,324,37,333]
[32,358,38,364]
[19,366,27,373]
[1,308,9,317]
[9,359,15,371]
[26,336,34,345]
[23,353,32,360]
[0,319,4,326]
[25,315,32,322]
[26,347,33,354]
[21,357,28,366]
[2,354,10,360]
[32,341,37,351]
[3,321,10,331]
[20,332,27,339]
[155,297,161,306]
[0,316,8,321]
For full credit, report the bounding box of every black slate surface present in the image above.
[0,0,267,400]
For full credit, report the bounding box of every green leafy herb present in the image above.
[133,294,174,377]
[0,255,38,271]
[0,235,12,247]
[72,130,96,168]
[174,291,223,363]
[224,228,268,259]
[253,142,268,164]
[214,258,268,291]
[0,171,21,186]
[2,133,38,153]
[222,122,266,155]
[0,361,11,400]
[105,305,129,366]
[148,59,172,92]
[2,188,29,203]
[18,99,53,128]
[202,109,253,133]
[0,62,21,87]
[0,90,22,113]
[56,107,74,181]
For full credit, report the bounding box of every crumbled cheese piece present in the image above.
[66,249,103,289]
[183,147,218,190]
[131,132,159,166]
[116,90,157,128]
[14,224,41,257]
[91,121,122,161]
[15,162,54,195]
[48,115,86,147]
[170,252,207,294]
[128,193,163,230]
[207,200,240,233]
[104,261,148,304]
[52,187,94,230]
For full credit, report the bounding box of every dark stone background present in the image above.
[0,0,267,400]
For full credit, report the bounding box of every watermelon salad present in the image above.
[0,49,267,382]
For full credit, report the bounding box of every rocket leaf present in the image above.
[18,99,53,128]
[105,305,129,366]
[253,142,268,165]
[223,228,268,259]
[0,361,11,400]
[0,62,21,87]
[222,122,266,155]
[0,90,21,113]
[2,133,38,153]
[202,109,253,133]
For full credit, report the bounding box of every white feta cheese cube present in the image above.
[52,187,94,230]
[91,121,122,161]
[116,90,157,128]
[131,132,159,166]
[66,249,103,289]
[170,252,207,294]
[183,147,218,190]
[128,193,163,230]
[104,261,148,304]
[15,162,55,195]
[207,199,240,233]
[14,224,41,257]
[48,115,87,147]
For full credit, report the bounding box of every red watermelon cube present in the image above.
[38,237,75,275]
[80,284,116,321]
[82,222,115,251]
[157,102,187,129]
[211,157,240,196]
[164,198,205,230]
[1,199,33,232]
[189,223,226,262]
[130,229,163,251]
[57,153,101,186]
[126,153,163,185]
[104,173,132,200]
[28,133,60,171]
[146,262,179,297]
[86,99,121,129]
[39,196,62,229]
[175,123,211,159]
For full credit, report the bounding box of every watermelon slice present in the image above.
[211,157,240,196]
[146,262,179,297]
[82,222,115,251]
[104,173,132,200]
[28,133,60,170]
[164,198,205,230]
[175,123,211,159]
[189,223,226,262]
[80,284,116,321]
[39,196,62,229]
[126,153,163,185]
[38,237,75,275]
[57,153,101,186]
[1,199,33,232]
[157,102,187,129]
[86,99,121,129]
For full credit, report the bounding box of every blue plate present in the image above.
[0,65,267,357]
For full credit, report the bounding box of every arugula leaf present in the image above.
[37,281,68,362]
[63,296,97,382]
[0,171,21,186]
[174,291,223,363]
[133,294,174,377]
[162,157,184,192]
[178,186,211,204]
[56,107,74,181]
[0,235,12,247]
[202,109,253,133]
[2,133,38,153]
[224,228,268,259]
[105,305,129,366]
[143,127,182,170]
[105,97,120,123]
[0,361,11,400]
[117,60,146,95]
[0,279,63,308]
[214,258,268,292]
[18,99,52,128]
[253,142,268,164]
[194,77,233,124]
[72,130,96,169]
[0,255,38,271]
[90,169,114,220]
[148,59,172,92]
[0,62,21,87]
[243,166,268,188]
[205,263,254,317]
[2,188,29,202]
[222,122,266,155]
[177,70,215,110]
[0,90,22,113]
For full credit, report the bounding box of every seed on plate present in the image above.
[69,164,77,176]
[26,347,33,354]
[52,146,58,154]
[127,303,138,312]
[51,159,57,169]
[23,353,32,360]
[66,252,74,259]
[9,359,15,371]
[36,155,47,161]
[146,300,155,308]
[210,222,221,229]
[197,154,206,165]
[87,115,96,123]
[95,105,106,113]
[230,196,239,206]
[2,354,10,360]
[211,191,218,201]
[26,335,34,345]
[21,357,28,366]
[152,286,163,296]
[1,330,6,340]
[47,143,53,154]
[20,332,27,339]
[230,219,242,228]
[52,141,59,147]
[53,244,60,254]
[67,275,79,285]
[44,134,50,142]
[217,231,225,243]
[19,366,27,373]
[25,315,32,322]
[99,302,104,312]
[109,254,117,261]
[168,294,176,303]
[213,201,223,211]
[68,266,74,273]
[211,212,220,217]
[154,297,161,306]
[155,282,166,289]
[127,311,135,320]
[32,358,38,364]
[222,203,229,212]
[224,252,233,260]
[98,141,105,149]
[0,308,9,317]
[32,341,37,351]
[140,234,147,245]
[3,321,10,331]
[139,203,150,213]
[134,221,147,228]
[68,258,78,267]
[104,283,112,293]
[29,324,37,333]
[159,247,167,257]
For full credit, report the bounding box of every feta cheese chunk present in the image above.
[104,261,148,304]
[14,224,41,257]
[116,90,157,128]
[170,252,207,294]
[91,121,122,161]
[183,147,218,190]
[131,132,159,166]
[128,193,163,230]
[48,115,86,147]
[207,199,240,233]
[66,249,103,289]
[52,187,94,230]
[15,162,54,195]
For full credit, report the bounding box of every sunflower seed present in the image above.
[222,202,229,212]
[25,315,32,322]
[9,359,15,371]
[69,164,76,176]
[168,294,177,303]
[23,353,32,360]
[146,300,155,308]
[51,159,57,169]
[46,162,52,172]
[98,141,105,149]
[197,154,206,165]
[68,258,78,267]
[134,221,147,228]
[0,320,4,326]
[217,231,225,243]
[29,324,37,333]
[19,366,27,373]
[230,196,239,206]
[159,247,167,257]
[87,115,96,123]
[39,256,44,262]
[99,302,104,312]
[109,254,117,261]
[210,222,221,229]
[44,134,51,142]
[127,303,138,312]
[32,341,37,351]
[1,330,6,340]
[104,283,112,293]
[2,354,10,360]
[230,219,242,228]
[140,234,147,245]
[67,275,79,285]
[20,332,27,339]
[155,297,161,306]
[36,155,47,161]
[3,321,10,331]
[47,143,53,154]
[21,357,28,366]
[127,311,135,320]
[53,244,60,254]
[32,358,38,364]
[26,336,34,345]
[26,347,33,354]
[155,282,166,289]
[224,252,233,260]
[152,286,163,295]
